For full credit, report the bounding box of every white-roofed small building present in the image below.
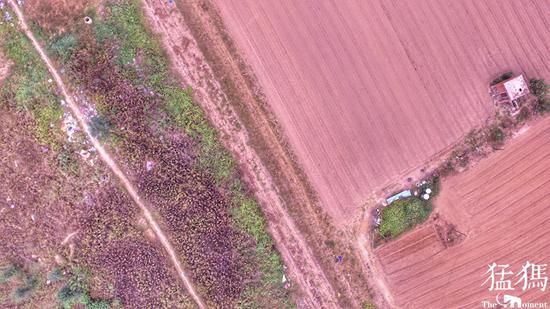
[490,74,530,109]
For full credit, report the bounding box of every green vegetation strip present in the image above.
[97,2,291,305]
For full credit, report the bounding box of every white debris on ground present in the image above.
[62,113,78,142]
[78,94,98,120]
[146,161,155,171]
[78,147,97,166]
[3,10,10,22]
[79,149,91,160]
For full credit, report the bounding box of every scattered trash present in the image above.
[422,193,430,200]
[48,78,53,83]
[281,274,286,283]
[17,0,23,6]
[4,11,11,22]
[146,161,155,171]
[426,188,432,194]
[84,16,92,24]
[79,149,90,160]
[62,113,78,142]
[10,204,14,209]
[31,214,35,221]
[335,255,343,263]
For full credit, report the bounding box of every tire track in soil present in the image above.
[7,1,206,308]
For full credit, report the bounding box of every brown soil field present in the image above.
[375,116,550,308]
[212,0,550,221]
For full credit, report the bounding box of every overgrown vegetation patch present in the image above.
[39,0,292,306]
[378,197,432,238]
[376,178,439,241]
[0,16,63,150]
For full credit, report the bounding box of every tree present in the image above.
[529,79,549,100]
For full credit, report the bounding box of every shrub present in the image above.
[516,106,531,123]
[48,33,78,61]
[465,129,483,151]
[363,300,377,309]
[0,264,21,283]
[439,160,455,177]
[488,125,505,144]
[13,275,39,303]
[498,115,515,130]
[89,115,111,140]
[529,78,549,100]
[57,284,89,309]
[57,268,113,309]
[534,97,550,114]
[57,149,80,175]
[48,268,64,283]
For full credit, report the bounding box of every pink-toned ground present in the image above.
[212,0,550,221]
[375,116,550,308]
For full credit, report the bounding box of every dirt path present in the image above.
[357,227,395,308]
[142,0,341,307]
[7,2,205,308]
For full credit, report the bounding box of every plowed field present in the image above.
[212,0,550,220]
[375,116,550,308]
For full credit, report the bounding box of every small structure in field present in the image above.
[490,74,530,109]
[385,189,412,205]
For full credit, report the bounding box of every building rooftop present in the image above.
[503,74,529,101]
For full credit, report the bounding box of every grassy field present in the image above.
[13,0,292,307]
[0,2,252,308]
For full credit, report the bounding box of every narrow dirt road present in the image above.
[7,2,205,308]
